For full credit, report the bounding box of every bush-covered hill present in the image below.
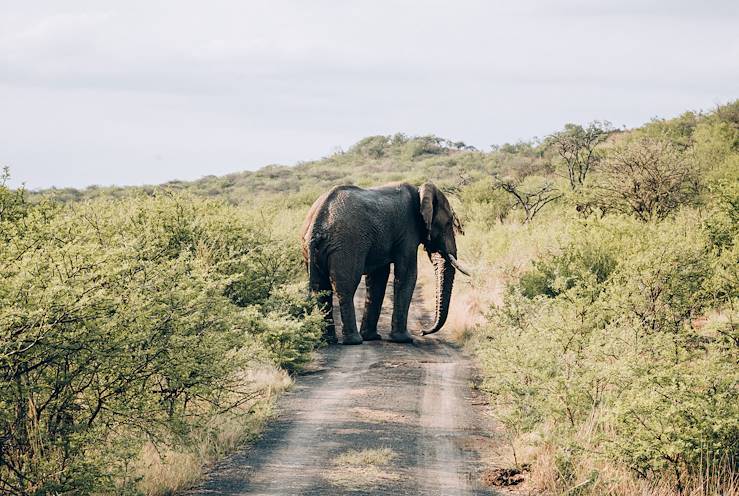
[32,133,548,205]
[5,99,738,495]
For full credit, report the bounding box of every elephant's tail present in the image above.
[306,231,330,290]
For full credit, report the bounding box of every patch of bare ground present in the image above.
[349,406,414,425]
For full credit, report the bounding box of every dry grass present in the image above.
[417,248,505,344]
[416,218,557,344]
[480,383,737,496]
[444,278,503,342]
[135,365,291,496]
[324,448,400,489]
[503,435,738,496]
[334,447,397,466]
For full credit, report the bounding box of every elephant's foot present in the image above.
[323,322,339,345]
[360,331,382,341]
[342,333,363,345]
[323,328,339,345]
[388,331,413,343]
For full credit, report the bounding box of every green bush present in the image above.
[0,191,322,495]
[589,137,701,221]
[460,178,513,226]
[476,215,739,490]
[244,306,324,373]
[518,225,618,299]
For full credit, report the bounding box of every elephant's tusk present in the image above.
[448,254,472,277]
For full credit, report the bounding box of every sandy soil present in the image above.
[184,277,504,495]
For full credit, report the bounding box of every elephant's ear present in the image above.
[419,182,436,239]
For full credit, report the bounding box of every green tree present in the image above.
[546,121,613,190]
[593,137,700,221]
[496,175,562,223]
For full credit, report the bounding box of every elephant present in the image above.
[300,182,470,345]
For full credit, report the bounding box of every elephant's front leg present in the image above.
[389,260,417,343]
[360,265,390,340]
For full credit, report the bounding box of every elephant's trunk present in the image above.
[421,252,455,336]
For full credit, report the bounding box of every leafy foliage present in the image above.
[7,99,739,495]
[0,191,323,495]
[545,121,614,189]
[591,137,700,221]
[497,175,563,223]
[471,102,739,494]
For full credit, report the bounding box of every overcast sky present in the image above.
[1,1,737,189]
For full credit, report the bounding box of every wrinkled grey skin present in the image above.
[300,182,464,345]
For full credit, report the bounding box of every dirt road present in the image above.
[185,277,500,495]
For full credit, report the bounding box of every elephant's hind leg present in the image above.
[360,265,390,340]
[332,271,363,345]
[311,273,338,345]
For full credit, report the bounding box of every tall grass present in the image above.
[136,366,291,495]
[462,211,737,495]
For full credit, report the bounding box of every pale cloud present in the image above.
[0,0,737,188]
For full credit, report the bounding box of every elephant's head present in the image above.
[418,182,471,336]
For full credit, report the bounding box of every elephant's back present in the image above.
[322,183,415,212]
[309,185,372,225]
[301,185,364,251]
[303,183,416,248]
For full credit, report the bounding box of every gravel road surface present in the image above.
[185,277,501,495]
